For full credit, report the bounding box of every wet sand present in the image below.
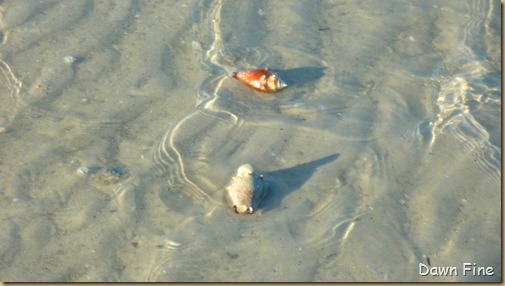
[0,0,501,282]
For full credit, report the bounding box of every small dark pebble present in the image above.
[227,252,239,260]
[105,167,127,177]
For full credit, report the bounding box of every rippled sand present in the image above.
[0,0,501,282]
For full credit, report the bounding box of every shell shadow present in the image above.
[272,67,326,88]
[261,153,339,212]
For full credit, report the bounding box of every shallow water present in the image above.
[0,0,501,282]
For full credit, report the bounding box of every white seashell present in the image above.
[225,164,268,214]
[63,55,77,64]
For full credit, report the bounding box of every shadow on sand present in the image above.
[273,67,326,88]
[261,153,339,212]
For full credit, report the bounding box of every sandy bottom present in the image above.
[0,0,501,282]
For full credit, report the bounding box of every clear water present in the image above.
[0,0,500,282]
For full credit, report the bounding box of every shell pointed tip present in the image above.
[228,70,238,78]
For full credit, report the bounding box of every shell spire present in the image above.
[231,68,287,93]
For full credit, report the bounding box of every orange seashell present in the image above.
[231,68,287,93]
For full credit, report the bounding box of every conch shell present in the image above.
[225,164,268,214]
[231,68,287,93]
